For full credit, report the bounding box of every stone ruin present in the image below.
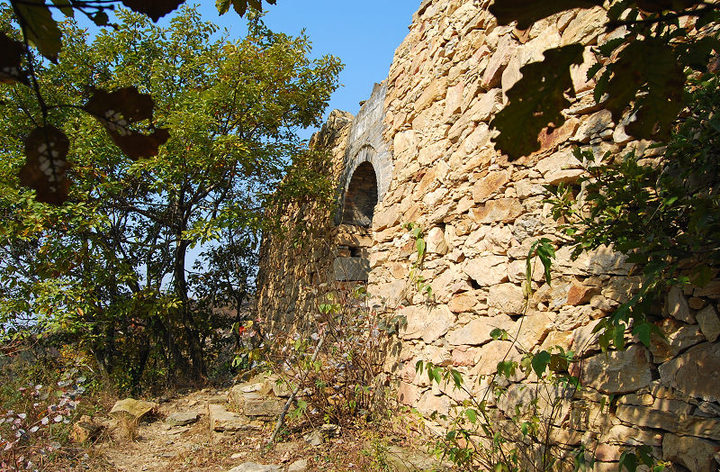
[257,0,720,469]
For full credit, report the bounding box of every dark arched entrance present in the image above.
[334,162,378,282]
[342,162,378,227]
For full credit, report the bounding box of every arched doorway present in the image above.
[342,161,378,227]
[334,161,379,282]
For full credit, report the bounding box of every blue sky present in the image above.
[196,1,420,132]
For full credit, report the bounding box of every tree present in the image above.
[0,7,341,389]
[0,0,277,204]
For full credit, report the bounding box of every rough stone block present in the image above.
[399,304,455,343]
[659,342,720,403]
[663,433,720,472]
[581,345,652,394]
[697,304,720,342]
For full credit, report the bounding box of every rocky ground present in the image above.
[71,374,444,472]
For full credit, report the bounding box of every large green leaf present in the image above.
[491,44,584,160]
[12,0,62,62]
[604,38,684,141]
[217,0,277,16]
[489,0,603,29]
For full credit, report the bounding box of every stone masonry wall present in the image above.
[256,109,353,336]
[365,0,720,470]
[258,0,720,469]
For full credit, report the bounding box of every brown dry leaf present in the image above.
[84,86,170,160]
[19,125,71,205]
[0,32,28,84]
[120,0,185,21]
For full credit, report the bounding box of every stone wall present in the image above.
[258,0,720,469]
[256,109,353,335]
[257,83,395,332]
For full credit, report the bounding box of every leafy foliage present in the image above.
[0,8,341,390]
[488,0,720,159]
[0,0,278,203]
[548,73,720,351]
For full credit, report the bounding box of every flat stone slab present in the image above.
[228,390,284,420]
[227,463,282,472]
[207,404,260,433]
[109,398,157,422]
[165,411,199,426]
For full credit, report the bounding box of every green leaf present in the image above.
[586,61,603,81]
[613,323,626,350]
[416,238,426,258]
[13,0,63,62]
[491,44,584,159]
[216,0,232,14]
[632,321,652,348]
[531,350,551,377]
[618,451,638,472]
[488,0,603,30]
[50,0,74,17]
[84,87,170,160]
[490,328,507,340]
[465,408,477,423]
[548,353,569,373]
[450,369,463,388]
[677,36,720,72]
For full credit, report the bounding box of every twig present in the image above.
[268,327,327,445]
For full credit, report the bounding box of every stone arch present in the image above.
[342,161,378,227]
[337,143,392,226]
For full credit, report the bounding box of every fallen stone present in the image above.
[321,423,340,437]
[109,398,157,422]
[288,459,308,472]
[71,416,103,443]
[303,429,323,446]
[230,392,284,420]
[384,445,450,472]
[227,463,282,472]
[165,411,199,427]
[207,404,260,433]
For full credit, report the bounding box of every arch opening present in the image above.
[342,161,378,227]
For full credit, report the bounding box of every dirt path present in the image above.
[96,389,275,472]
[89,386,439,472]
